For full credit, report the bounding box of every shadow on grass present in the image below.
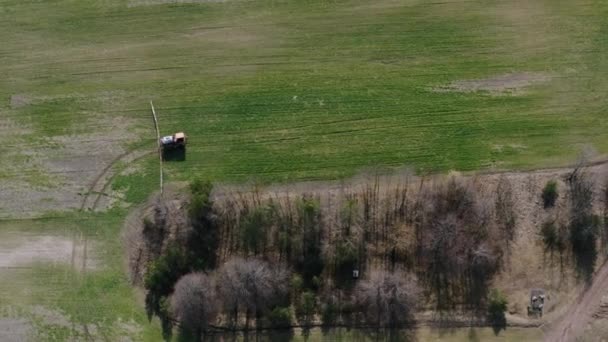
[162,148,186,162]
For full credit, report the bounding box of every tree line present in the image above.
[134,168,608,340]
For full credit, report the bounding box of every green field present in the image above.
[1,0,607,340]
[2,0,608,185]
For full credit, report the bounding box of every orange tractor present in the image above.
[160,132,187,151]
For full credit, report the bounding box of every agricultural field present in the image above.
[0,0,607,340]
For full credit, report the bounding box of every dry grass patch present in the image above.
[434,73,551,95]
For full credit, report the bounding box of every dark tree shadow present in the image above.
[491,317,506,336]
[163,147,186,162]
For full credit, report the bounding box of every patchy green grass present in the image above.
[0,211,160,341]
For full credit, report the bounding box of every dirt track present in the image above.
[543,259,608,341]
[80,148,154,211]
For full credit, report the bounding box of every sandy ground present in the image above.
[543,259,608,341]
[0,319,31,342]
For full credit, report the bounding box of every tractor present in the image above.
[160,132,186,160]
[160,132,186,150]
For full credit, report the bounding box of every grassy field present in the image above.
[0,0,607,340]
[2,0,608,186]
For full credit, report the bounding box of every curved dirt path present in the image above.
[80,148,154,211]
[543,259,608,341]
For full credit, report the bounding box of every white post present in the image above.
[150,101,163,195]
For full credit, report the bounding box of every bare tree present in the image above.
[171,273,218,340]
[495,176,516,243]
[216,258,290,329]
[354,269,419,328]
[414,177,500,312]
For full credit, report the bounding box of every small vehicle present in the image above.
[160,132,186,151]
[528,289,545,318]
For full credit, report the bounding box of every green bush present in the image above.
[267,307,292,328]
[239,206,270,255]
[189,179,213,219]
[144,245,189,295]
[542,181,558,208]
[487,289,508,329]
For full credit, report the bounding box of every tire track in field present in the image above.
[80,149,154,212]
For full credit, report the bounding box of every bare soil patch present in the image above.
[435,72,551,95]
[0,318,31,342]
[9,94,32,109]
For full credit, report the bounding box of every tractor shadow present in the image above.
[162,148,186,162]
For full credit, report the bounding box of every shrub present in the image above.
[267,307,292,329]
[487,289,507,330]
[542,181,558,208]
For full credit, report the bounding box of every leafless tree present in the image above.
[354,269,420,328]
[171,273,218,340]
[495,176,516,243]
[216,257,290,329]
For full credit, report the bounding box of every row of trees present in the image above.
[138,173,537,339]
[169,258,420,340]
[213,176,514,310]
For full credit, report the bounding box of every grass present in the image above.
[1,0,607,185]
[0,0,607,340]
